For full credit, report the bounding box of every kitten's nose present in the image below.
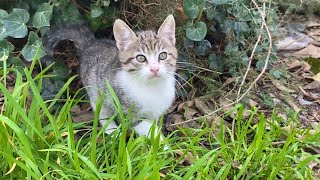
[150,66,159,75]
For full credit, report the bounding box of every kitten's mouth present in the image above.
[149,74,161,79]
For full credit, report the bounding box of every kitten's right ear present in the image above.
[113,19,137,51]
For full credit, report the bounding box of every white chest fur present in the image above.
[117,71,175,119]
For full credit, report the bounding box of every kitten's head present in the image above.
[113,15,177,81]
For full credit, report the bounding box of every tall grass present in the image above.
[0,57,319,179]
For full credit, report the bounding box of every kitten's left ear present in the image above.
[158,14,176,46]
[113,19,138,51]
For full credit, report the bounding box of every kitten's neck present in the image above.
[117,70,176,119]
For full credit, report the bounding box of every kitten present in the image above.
[43,15,177,138]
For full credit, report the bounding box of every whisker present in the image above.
[173,78,188,97]
[173,72,194,90]
[177,62,221,73]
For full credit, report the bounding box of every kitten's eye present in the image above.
[159,52,167,60]
[136,55,146,62]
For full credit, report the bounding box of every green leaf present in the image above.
[0,39,14,61]
[54,3,84,23]
[195,39,211,56]
[2,8,29,38]
[21,32,46,61]
[0,9,8,19]
[51,61,69,81]
[32,3,53,28]
[9,56,25,74]
[232,21,249,34]
[90,4,104,18]
[211,0,231,5]
[186,21,207,41]
[208,53,224,71]
[183,0,206,19]
[102,0,111,6]
[0,23,7,40]
[270,69,282,79]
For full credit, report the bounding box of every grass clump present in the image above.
[0,59,319,179]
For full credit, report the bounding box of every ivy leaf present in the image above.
[195,39,211,56]
[0,40,14,61]
[0,23,7,40]
[227,6,251,21]
[32,3,53,28]
[270,69,282,79]
[211,0,231,5]
[183,0,206,19]
[0,9,8,19]
[21,32,46,61]
[232,21,249,34]
[205,6,218,20]
[102,0,110,6]
[221,19,233,33]
[208,53,224,71]
[50,61,69,81]
[54,3,84,23]
[186,21,207,41]
[2,9,29,38]
[9,56,25,74]
[90,4,104,18]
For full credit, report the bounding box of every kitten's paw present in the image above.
[163,144,169,151]
[104,128,117,135]
[100,120,118,135]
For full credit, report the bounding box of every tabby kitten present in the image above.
[43,15,177,137]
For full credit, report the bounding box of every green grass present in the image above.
[0,58,320,179]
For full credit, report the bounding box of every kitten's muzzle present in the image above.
[150,66,159,76]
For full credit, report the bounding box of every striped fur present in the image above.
[43,15,177,139]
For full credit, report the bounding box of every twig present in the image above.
[237,1,272,102]
[236,23,264,101]
[170,0,273,127]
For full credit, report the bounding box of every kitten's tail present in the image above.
[42,24,94,64]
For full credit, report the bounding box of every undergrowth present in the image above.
[0,0,320,179]
[0,58,319,179]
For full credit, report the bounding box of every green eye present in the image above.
[159,52,167,60]
[136,55,146,62]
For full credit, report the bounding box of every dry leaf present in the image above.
[276,32,312,51]
[297,95,314,105]
[286,59,304,70]
[185,108,199,119]
[177,100,194,112]
[72,111,94,122]
[312,72,320,82]
[194,98,212,115]
[294,44,320,58]
[175,3,188,22]
[298,85,320,101]
[306,20,320,28]
[175,150,196,165]
[271,79,295,93]
[304,81,320,90]
[248,99,258,107]
[165,113,185,131]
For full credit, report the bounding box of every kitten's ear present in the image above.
[158,14,176,46]
[113,19,138,51]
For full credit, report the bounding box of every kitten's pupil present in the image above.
[136,55,146,62]
[159,52,167,60]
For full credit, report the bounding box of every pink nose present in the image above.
[150,67,159,74]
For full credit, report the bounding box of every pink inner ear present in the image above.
[113,19,137,51]
[158,15,176,45]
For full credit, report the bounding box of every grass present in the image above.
[0,58,320,179]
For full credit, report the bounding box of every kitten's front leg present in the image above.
[133,120,167,146]
[133,120,157,137]
[99,107,118,134]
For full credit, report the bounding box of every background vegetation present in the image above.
[0,0,319,179]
